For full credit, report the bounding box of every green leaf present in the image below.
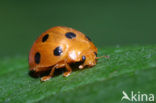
[0,45,156,103]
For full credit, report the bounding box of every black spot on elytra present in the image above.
[82,56,86,61]
[65,32,76,39]
[85,35,92,41]
[42,34,49,42]
[35,52,40,64]
[94,52,97,57]
[54,46,63,56]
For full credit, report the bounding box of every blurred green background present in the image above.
[0,0,156,57]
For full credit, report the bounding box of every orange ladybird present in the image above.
[29,26,98,81]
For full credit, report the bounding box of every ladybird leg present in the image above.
[63,63,72,77]
[79,64,84,69]
[41,65,56,82]
[79,62,87,69]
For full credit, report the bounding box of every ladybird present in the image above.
[29,26,98,81]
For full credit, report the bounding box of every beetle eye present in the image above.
[82,56,86,61]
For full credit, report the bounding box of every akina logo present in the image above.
[121,91,154,102]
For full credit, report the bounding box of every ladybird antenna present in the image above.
[96,55,109,59]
